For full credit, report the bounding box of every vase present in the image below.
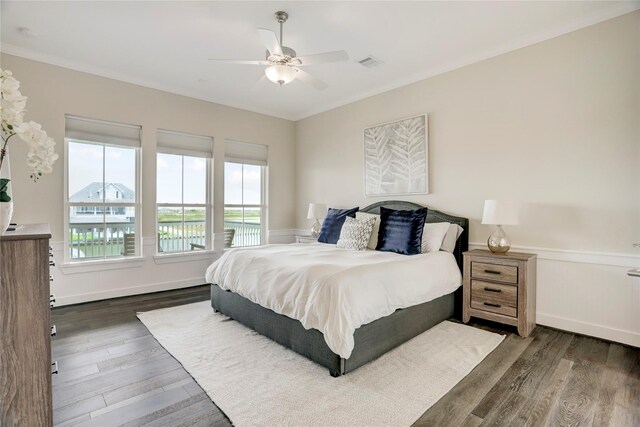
[0,201,13,233]
[0,152,12,233]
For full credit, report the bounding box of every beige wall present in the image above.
[0,53,297,243]
[295,11,639,254]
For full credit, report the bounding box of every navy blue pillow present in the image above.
[376,207,428,255]
[317,207,359,244]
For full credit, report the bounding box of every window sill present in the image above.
[153,250,217,265]
[60,256,145,274]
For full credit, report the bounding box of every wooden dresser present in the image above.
[0,224,54,426]
[462,249,537,337]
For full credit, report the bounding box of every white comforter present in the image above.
[205,243,462,359]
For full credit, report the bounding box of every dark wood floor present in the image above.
[51,286,639,427]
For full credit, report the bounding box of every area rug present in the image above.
[137,301,504,427]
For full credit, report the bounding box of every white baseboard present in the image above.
[537,312,640,348]
[54,277,206,307]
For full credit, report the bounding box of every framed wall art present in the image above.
[364,114,429,196]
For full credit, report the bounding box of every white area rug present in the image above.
[137,301,504,427]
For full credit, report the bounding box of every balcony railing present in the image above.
[223,220,261,247]
[68,222,136,259]
[157,221,206,253]
[68,220,262,259]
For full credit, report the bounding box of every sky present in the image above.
[68,141,261,205]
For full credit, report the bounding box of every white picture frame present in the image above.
[364,114,429,196]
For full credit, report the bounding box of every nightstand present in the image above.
[295,235,318,244]
[462,249,537,337]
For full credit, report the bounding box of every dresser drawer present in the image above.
[471,262,518,284]
[471,280,517,317]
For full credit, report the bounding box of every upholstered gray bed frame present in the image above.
[210,201,469,376]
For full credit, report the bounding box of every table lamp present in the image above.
[307,203,327,238]
[481,200,519,254]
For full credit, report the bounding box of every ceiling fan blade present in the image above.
[294,68,328,91]
[295,50,349,66]
[208,59,270,65]
[254,74,269,88]
[256,28,283,56]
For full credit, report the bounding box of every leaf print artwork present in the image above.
[364,115,428,196]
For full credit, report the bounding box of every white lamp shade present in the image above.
[307,203,327,220]
[481,200,519,225]
[265,65,297,86]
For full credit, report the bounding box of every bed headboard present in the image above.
[361,200,469,272]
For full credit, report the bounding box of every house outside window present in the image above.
[224,140,267,248]
[65,115,141,261]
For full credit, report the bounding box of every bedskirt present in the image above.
[211,284,459,376]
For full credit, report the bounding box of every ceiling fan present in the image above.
[209,11,349,90]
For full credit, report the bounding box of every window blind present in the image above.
[65,115,141,148]
[225,140,268,166]
[157,129,213,158]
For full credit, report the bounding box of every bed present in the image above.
[206,201,469,376]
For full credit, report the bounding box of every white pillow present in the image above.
[336,216,376,251]
[440,224,464,253]
[421,222,451,253]
[355,211,381,250]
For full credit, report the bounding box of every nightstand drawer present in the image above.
[471,280,517,317]
[471,262,518,284]
[471,280,517,305]
[471,298,517,318]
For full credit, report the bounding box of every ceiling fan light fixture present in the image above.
[265,64,297,86]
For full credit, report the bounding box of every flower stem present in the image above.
[0,133,16,172]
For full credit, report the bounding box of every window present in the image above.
[65,115,141,261]
[224,140,267,247]
[156,129,213,253]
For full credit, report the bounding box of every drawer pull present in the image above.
[50,276,54,282]
[51,361,59,375]
[50,294,56,308]
[484,269,501,275]
[51,325,57,337]
[484,287,502,293]
[49,260,56,267]
[484,302,501,308]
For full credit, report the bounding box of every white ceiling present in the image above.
[1,1,638,121]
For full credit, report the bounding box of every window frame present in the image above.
[223,161,267,248]
[155,152,213,254]
[64,138,142,263]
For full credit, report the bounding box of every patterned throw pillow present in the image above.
[336,216,377,251]
[355,211,381,250]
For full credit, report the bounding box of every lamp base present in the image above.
[487,225,511,254]
[310,219,321,238]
